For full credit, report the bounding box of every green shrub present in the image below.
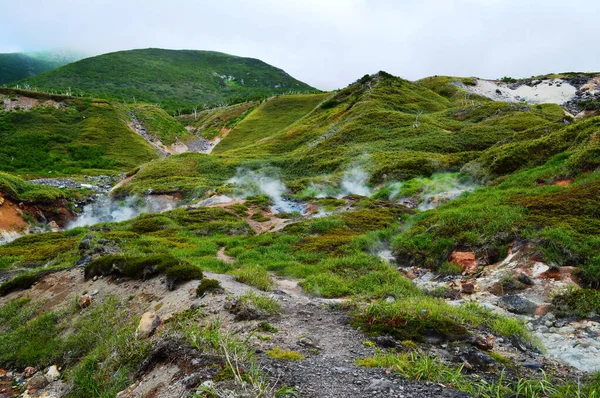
[552,288,600,318]
[196,278,222,297]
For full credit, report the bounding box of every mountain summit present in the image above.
[17,48,317,112]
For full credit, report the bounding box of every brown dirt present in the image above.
[216,247,235,264]
[450,251,478,274]
[553,178,572,186]
[0,197,28,233]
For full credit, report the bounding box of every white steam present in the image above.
[340,166,371,197]
[67,195,178,229]
[228,169,303,214]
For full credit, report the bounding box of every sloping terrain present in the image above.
[0,51,82,85]
[0,88,159,175]
[17,48,317,113]
[2,69,600,397]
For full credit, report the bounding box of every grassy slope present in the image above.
[115,71,600,284]
[0,88,158,175]
[0,172,64,203]
[0,51,82,85]
[130,104,193,145]
[177,101,259,140]
[212,93,329,153]
[120,72,566,195]
[18,48,317,113]
[4,72,600,396]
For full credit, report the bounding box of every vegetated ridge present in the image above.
[17,48,318,113]
[2,68,600,397]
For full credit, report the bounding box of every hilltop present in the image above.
[17,48,318,113]
[0,51,83,85]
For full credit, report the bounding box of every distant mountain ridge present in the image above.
[0,51,83,85]
[17,48,318,113]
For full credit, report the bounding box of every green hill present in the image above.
[0,88,159,175]
[0,51,82,85]
[18,48,317,113]
[115,71,600,287]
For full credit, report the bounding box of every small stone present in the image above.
[385,296,396,303]
[365,379,394,392]
[90,289,99,296]
[461,282,475,294]
[522,361,544,370]
[518,273,534,286]
[23,366,37,378]
[77,295,92,309]
[398,268,416,279]
[26,373,48,390]
[45,365,60,382]
[136,312,161,338]
[48,221,60,233]
[498,295,538,315]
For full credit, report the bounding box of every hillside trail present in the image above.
[0,265,465,398]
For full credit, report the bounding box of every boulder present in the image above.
[498,295,538,315]
[136,312,161,338]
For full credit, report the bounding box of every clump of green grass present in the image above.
[354,297,535,347]
[257,321,279,333]
[196,278,222,297]
[265,347,305,361]
[232,265,274,291]
[0,172,65,203]
[84,253,202,290]
[357,348,600,398]
[552,288,600,318]
[239,291,281,315]
[251,212,271,222]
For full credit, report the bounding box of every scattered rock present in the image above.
[26,373,48,390]
[469,335,494,351]
[137,312,161,338]
[385,295,396,303]
[48,220,60,232]
[23,367,37,378]
[498,295,538,315]
[298,336,320,349]
[77,295,92,309]
[461,281,475,294]
[364,378,394,392]
[398,267,416,279]
[517,273,534,286]
[46,365,60,382]
[371,335,398,348]
[522,360,544,370]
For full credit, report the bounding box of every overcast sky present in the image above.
[1,0,598,90]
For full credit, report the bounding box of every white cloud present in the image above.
[1,0,599,90]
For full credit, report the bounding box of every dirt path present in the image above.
[1,268,465,397]
[197,274,465,398]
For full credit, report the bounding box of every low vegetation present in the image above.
[357,349,600,398]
